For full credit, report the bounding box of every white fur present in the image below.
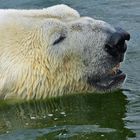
[0,4,117,100]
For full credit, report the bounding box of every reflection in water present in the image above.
[0,91,135,140]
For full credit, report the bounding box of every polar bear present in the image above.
[0,4,130,100]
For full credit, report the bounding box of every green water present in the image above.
[0,0,140,139]
[0,92,135,140]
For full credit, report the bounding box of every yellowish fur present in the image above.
[0,5,88,99]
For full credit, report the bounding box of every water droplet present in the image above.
[30,116,36,120]
[25,123,29,126]
[48,114,53,117]
[54,118,58,121]
[60,112,66,115]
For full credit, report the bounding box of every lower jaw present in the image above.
[89,72,126,92]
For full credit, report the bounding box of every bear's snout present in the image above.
[105,28,130,62]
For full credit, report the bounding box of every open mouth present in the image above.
[97,63,126,90]
[88,63,126,91]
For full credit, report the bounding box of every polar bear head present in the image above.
[40,12,130,95]
[0,5,130,99]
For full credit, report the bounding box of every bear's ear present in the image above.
[43,4,80,21]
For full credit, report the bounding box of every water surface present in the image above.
[0,0,140,139]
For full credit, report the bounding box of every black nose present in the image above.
[105,28,130,62]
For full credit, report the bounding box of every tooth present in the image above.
[116,63,120,69]
[112,68,117,75]
[110,63,121,75]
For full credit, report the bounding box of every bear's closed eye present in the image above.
[53,35,66,45]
